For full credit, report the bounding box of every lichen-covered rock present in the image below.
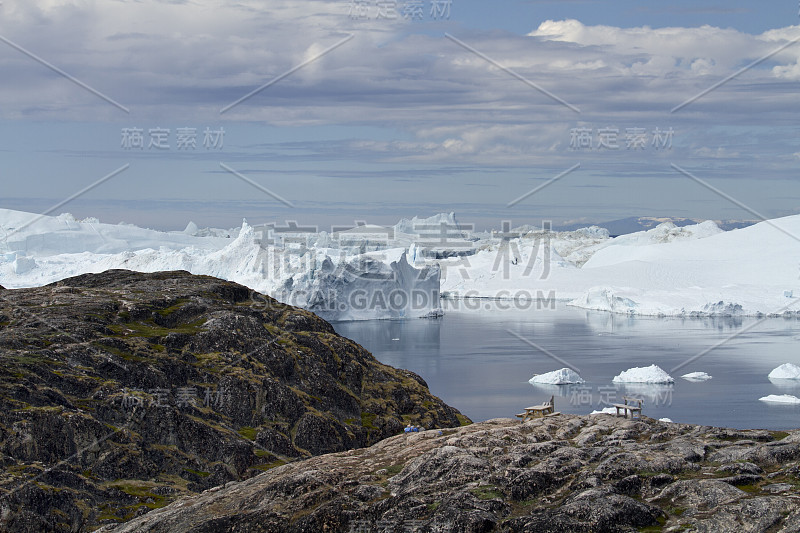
[99,415,800,533]
[0,270,467,531]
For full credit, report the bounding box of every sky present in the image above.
[0,0,799,231]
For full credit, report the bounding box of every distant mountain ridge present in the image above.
[558,216,758,236]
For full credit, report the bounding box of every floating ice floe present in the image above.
[768,363,800,380]
[658,418,673,423]
[681,372,712,382]
[612,364,674,384]
[529,368,585,385]
[759,394,800,404]
[589,407,617,415]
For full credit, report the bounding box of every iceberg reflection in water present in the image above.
[334,305,800,430]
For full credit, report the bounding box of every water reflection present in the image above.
[333,305,800,429]
[527,382,578,399]
[614,383,675,405]
[581,310,746,334]
[768,378,800,392]
[336,317,442,352]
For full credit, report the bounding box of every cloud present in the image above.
[528,19,800,77]
[1,4,799,196]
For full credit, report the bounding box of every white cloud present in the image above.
[693,146,740,158]
[528,19,800,78]
[0,4,798,172]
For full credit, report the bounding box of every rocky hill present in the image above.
[98,414,800,533]
[0,270,468,531]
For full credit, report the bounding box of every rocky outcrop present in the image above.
[101,415,800,533]
[0,270,467,531]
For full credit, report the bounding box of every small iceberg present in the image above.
[613,364,674,384]
[658,417,674,423]
[589,407,617,415]
[529,368,585,385]
[768,363,800,380]
[681,372,712,382]
[759,394,800,404]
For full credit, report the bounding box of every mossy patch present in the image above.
[471,485,504,500]
[456,413,471,427]
[107,318,207,338]
[250,459,287,472]
[183,468,210,478]
[385,464,404,476]
[93,343,151,363]
[770,431,790,441]
[155,299,190,317]
[6,353,53,365]
[361,412,377,429]
[238,426,258,441]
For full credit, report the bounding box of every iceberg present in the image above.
[569,287,638,314]
[658,418,673,423]
[759,394,800,404]
[529,368,585,385]
[394,212,463,237]
[0,211,443,321]
[589,407,617,415]
[612,364,674,384]
[283,251,442,321]
[681,372,712,382]
[3,206,800,320]
[768,363,800,380]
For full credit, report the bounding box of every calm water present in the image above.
[334,305,800,430]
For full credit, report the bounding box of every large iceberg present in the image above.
[0,211,443,321]
[529,368,585,385]
[612,365,674,384]
[3,207,800,319]
[278,251,442,321]
[768,363,800,380]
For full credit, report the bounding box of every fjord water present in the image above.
[334,304,800,430]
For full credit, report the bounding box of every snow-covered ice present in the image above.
[612,365,674,383]
[759,394,800,404]
[0,209,443,321]
[440,216,800,317]
[2,207,800,320]
[528,368,585,385]
[681,372,712,382]
[658,418,674,422]
[768,363,800,380]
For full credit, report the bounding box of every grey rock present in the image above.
[0,270,468,531]
[97,415,800,533]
